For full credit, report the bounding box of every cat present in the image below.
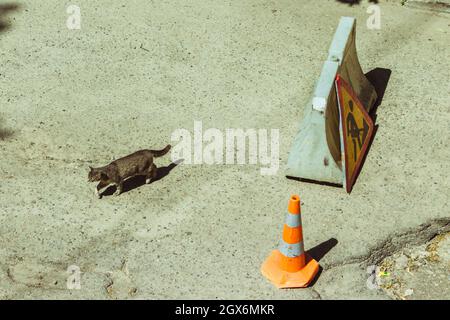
[88,144,171,198]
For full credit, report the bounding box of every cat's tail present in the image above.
[151,144,171,157]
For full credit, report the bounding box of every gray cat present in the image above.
[88,145,171,198]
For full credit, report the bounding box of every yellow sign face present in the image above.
[336,75,374,193]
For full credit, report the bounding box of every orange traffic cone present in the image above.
[261,195,319,288]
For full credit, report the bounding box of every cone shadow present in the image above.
[307,238,338,262]
[306,238,338,286]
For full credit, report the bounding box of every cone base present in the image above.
[261,250,319,288]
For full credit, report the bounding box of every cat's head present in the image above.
[88,166,107,182]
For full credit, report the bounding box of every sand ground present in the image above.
[0,0,449,299]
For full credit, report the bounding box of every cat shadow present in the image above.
[0,117,14,140]
[101,159,183,197]
[0,4,21,141]
[336,0,378,5]
[0,3,20,32]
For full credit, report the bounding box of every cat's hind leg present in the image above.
[145,164,157,184]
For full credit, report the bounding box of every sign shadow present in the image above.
[349,68,391,192]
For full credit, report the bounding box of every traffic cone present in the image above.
[261,195,319,288]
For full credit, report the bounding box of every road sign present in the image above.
[336,75,374,193]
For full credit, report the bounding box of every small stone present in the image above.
[417,250,428,259]
[404,289,414,296]
[396,254,408,269]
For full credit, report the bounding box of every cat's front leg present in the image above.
[113,182,123,196]
[95,180,109,199]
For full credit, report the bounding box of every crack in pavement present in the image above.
[310,288,322,300]
[306,218,449,300]
[20,156,103,165]
[324,218,450,270]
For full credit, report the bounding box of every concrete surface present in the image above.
[0,0,449,299]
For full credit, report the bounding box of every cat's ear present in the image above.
[89,166,93,171]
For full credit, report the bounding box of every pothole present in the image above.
[377,231,450,300]
[105,260,138,300]
[362,218,450,267]
[6,259,70,290]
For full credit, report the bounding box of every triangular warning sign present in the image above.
[335,75,374,193]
